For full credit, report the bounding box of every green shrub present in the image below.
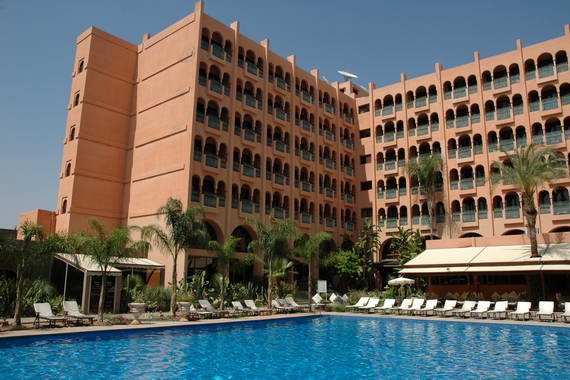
[331,304,346,312]
[0,276,63,317]
[139,286,171,312]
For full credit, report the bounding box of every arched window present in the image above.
[537,53,555,78]
[61,199,68,214]
[428,85,437,103]
[467,75,477,94]
[69,127,75,141]
[541,85,559,111]
[478,198,488,219]
[493,66,508,89]
[65,162,71,177]
[487,131,498,152]
[496,96,511,120]
[512,94,523,115]
[73,92,80,107]
[453,77,466,98]
[509,64,520,84]
[525,59,536,80]
[528,91,540,112]
[485,100,495,121]
[553,187,570,215]
[493,196,503,218]
[482,71,492,91]
[532,123,544,145]
[515,126,527,148]
[556,51,568,73]
[505,193,521,219]
[539,191,551,214]
[560,83,570,106]
[77,59,85,74]
[443,81,452,100]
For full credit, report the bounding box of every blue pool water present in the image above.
[1,315,569,379]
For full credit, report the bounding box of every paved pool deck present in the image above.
[1,311,568,340]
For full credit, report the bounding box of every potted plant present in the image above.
[128,294,146,325]
[176,293,194,322]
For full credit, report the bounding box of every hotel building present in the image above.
[19,1,570,298]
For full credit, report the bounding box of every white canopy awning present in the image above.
[55,254,164,276]
[400,243,570,275]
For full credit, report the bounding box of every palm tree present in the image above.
[391,227,423,266]
[139,198,208,316]
[70,218,148,322]
[207,236,241,310]
[406,154,444,237]
[293,232,331,307]
[492,144,567,258]
[354,219,382,289]
[246,217,297,307]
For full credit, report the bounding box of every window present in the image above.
[73,92,80,107]
[78,59,85,73]
[360,181,372,191]
[61,199,68,214]
[65,162,71,177]
[359,129,371,139]
[361,208,373,218]
[358,104,370,114]
[360,155,371,164]
[69,127,76,141]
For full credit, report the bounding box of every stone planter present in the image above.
[128,303,146,325]
[177,302,193,322]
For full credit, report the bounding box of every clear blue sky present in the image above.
[1,0,569,228]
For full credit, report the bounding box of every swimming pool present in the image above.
[1,315,569,379]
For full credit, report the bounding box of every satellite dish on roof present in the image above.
[338,70,358,81]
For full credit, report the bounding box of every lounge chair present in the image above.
[341,294,349,304]
[346,297,369,310]
[434,300,457,317]
[452,300,477,318]
[389,298,412,314]
[311,293,325,310]
[359,297,380,312]
[486,301,509,320]
[509,302,532,321]
[402,298,425,315]
[373,299,396,314]
[231,301,253,316]
[468,301,491,318]
[63,301,96,325]
[559,302,570,322]
[536,301,555,322]
[189,304,214,319]
[198,300,227,317]
[278,298,299,312]
[285,297,311,312]
[272,299,293,313]
[415,299,438,316]
[33,303,67,328]
[244,300,272,315]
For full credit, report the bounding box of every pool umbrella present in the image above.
[388,277,415,299]
[388,277,415,286]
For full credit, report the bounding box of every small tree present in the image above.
[392,227,424,266]
[354,219,381,289]
[492,144,566,258]
[139,198,208,316]
[6,222,64,326]
[207,236,241,310]
[406,155,444,237]
[246,217,297,307]
[323,249,362,292]
[293,232,331,307]
[70,218,148,322]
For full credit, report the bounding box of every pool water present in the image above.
[1,315,569,379]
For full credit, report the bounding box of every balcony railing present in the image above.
[204,193,217,208]
[458,146,472,159]
[505,206,520,219]
[553,201,570,215]
[460,178,474,190]
[540,203,551,214]
[345,193,354,204]
[478,210,488,220]
[324,104,335,114]
[386,188,397,199]
[210,80,223,94]
[538,64,555,78]
[417,125,429,136]
[205,154,219,168]
[543,97,559,111]
[476,176,485,187]
[546,131,563,145]
[324,130,335,141]
[462,210,476,222]
[343,139,354,149]
[377,189,384,199]
[324,217,336,228]
[494,77,508,89]
[499,140,515,152]
[246,62,258,75]
[493,208,503,218]
[383,106,394,115]
[454,87,467,98]
[242,164,255,177]
[386,218,398,228]
[452,212,461,222]
[301,181,312,192]
[207,116,221,130]
[345,166,354,176]
[301,213,312,224]
[415,97,427,107]
[384,133,395,142]
[421,215,431,226]
[276,77,290,91]
[275,140,289,153]
[385,161,396,171]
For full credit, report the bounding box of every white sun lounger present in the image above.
[33,303,67,328]
[434,300,457,317]
[402,299,424,315]
[468,301,492,318]
[198,300,226,317]
[244,300,272,315]
[346,297,369,309]
[63,301,96,324]
[231,301,253,316]
[559,302,570,323]
[452,300,477,318]
[285,297,310,312]
[486,301,509,319]
[536,301,555,322]
[359,297,380,312]
[373,299,396,314]
[509,302,532,321]
[189,304,214,319]
[415,299,438,316]
[389,298,412,314]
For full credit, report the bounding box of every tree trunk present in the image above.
[98,272,107,322]
[267,258,272,308]
[220,272,226,311]
[307,257,312,310]
[13,265,24,326]
[171,253,178,317]
[526,204,540,258]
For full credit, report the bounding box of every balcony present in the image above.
[324,158,336,170]
[553,201,570,215]
[452,212,461,222]
[474,144,483,155]
[301,213,313,224]
[241,200,254,214]
[448,149,457,159]
[343,139,354,150]
[377,189,384,199]
[453,87,467,99]
[246,62,258,76]
[546,131,563,145]
[462,210,476,223]
[540,203,551,214]
[301,181,312,193]
[476,176,485,187]
[532,134,544,145]
[386,218,398,229]
[458,147,472,159]
[207,116,221,130]
[386,188,397,199]
[421,215,431,226]
[276,108,288,121]
[344,114,354,124]
[205,154,219,168]
[324,104,335,115]
[499,139,515,152]
[324,187,336,198]
[494,77,508,89]
[242,164,255,177]
[276,77,290,92]
[344,221,355,232]
[191,190,200,203]
[344,193,354,204]
[324,217,336,228]
[300,91,314,104]
[415,97,427,108]
[273,207,285,219]
[542,97,559,111]
[505,206,520,219]
[300,150,313,162]
[385,161,396,171]
[538,65,555,79]
[344,166,354,176]
[496,108,511,121]
[450,180,459,190]
[456,116,469,128]
[299,119,313,132]
[245,94,257,108]
[478,210,488,220]
[275,140,289,153]
[274,173,286,185]
[417,125,429,136]
[384,133,395,142]
[203,193,218,208]
[460,178,474,190]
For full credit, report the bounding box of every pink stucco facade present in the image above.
[19,1,570,286]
